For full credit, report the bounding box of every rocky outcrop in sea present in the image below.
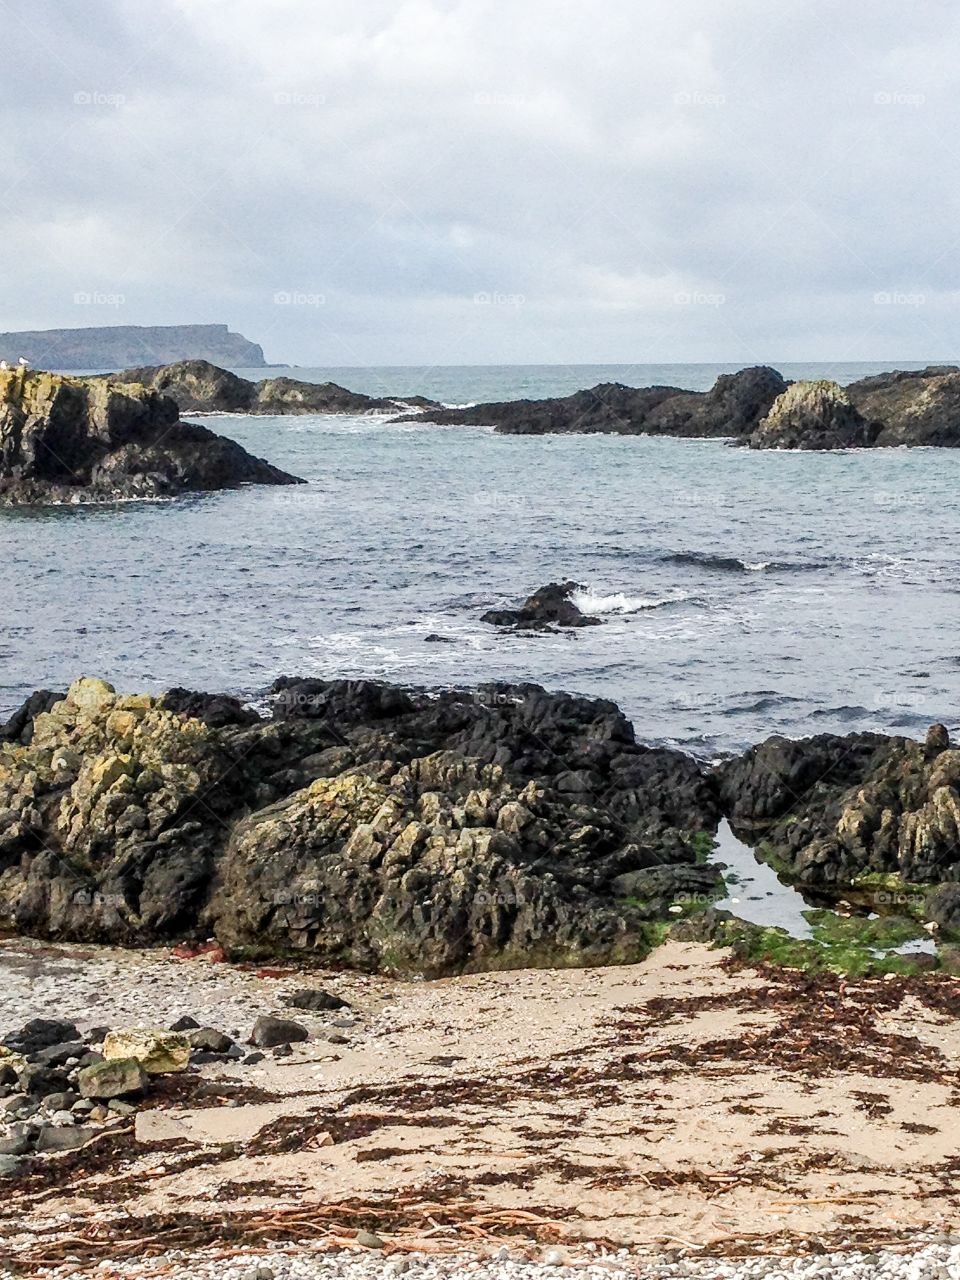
[0,369,302,505]
[396,364,960,449]
[846,365,960,446]
[399,366,787,437]
[106,360,440,416]
[747,380,879,450]
[94,360,960,448]
[481,581,602,630]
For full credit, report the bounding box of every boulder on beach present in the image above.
[481,581,602,630]
[747,380,880,450]
[102,1030,190,1074]
[0,368,304,505]
[249,1016,309,1048]
[78,1057,148,1100]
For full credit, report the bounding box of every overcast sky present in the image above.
[2,0,959,366]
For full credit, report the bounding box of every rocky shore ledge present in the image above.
[2,676,960,976]
[400,364,960,449]
[0,369,302,505]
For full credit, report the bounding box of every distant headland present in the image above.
[0,324,267,370]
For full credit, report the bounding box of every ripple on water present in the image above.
[1,417,958,755]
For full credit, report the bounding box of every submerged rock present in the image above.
[107,360,439,416]
[481,581,602,630]
[748,381,880,450]
[0,368,303,505]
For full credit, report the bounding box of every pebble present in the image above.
[23,1239,960,1280]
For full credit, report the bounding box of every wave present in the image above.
[808,704,874,722]
[722,693,805,715]
[663,551,828,574]
[571,587,693,614]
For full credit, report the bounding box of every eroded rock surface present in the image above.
[748,380,880,450]
[0,677,719,974]
[108,360,439,416]
[481,581,601,630]
[847,365,960,446]
[0,369,302,504]
[718,724,960,891]
[401,366,786,437]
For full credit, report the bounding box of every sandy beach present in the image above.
[2,938,959,1276]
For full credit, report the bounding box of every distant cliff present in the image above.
[0,325,266,370]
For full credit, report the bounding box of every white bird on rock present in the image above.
[17,357,28,368]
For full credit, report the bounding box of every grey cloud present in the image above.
[1,0,959,365]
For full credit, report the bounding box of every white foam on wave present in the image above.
[744,561,771,572]
[571,587,691,615]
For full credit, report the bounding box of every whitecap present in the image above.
[571,587,691,614]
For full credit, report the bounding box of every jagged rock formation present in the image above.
[481,582,602,630]
[0,325,266,370]
[846,365,960,446]
[717,723,960,889]
[92,361,960,446]
[6,675,960,969]
[747,381,880,450]
[0,369,302,504]
[106,360,439,416]
[643,367,790,437]
[0,677,720,974]
[398,367,787,437]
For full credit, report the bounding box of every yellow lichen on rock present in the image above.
[103,1029,190,1074]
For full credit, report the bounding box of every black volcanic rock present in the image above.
[0,368,303,505]
[644,367,788,437]
[716,724,960,888]
[404,382,684,435]
[0,676,719,975]
[481,581,602,629]
[846,365,960,446]
[106,360,439,416]
[397,367,787,437]
[748,381,880,450]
